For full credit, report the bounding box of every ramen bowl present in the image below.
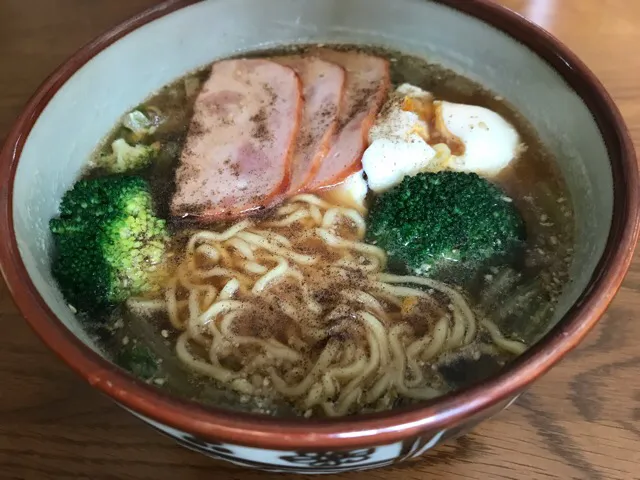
[0,0,637,474]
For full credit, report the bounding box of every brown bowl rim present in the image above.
[0,0,638,451]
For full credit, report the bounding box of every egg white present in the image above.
[323,170,369,213]
[362,138,436,193]
[435,101,522,177]
[363,84,436,193]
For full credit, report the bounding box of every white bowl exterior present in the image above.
[10,0,612,469]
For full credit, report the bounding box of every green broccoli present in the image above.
[97,138,160,174]
[366,171,525,274]
[50,175,168,313]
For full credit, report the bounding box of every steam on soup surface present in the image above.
[50,46,573,417]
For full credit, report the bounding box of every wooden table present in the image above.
[1,1,639,478]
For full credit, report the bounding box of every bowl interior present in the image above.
[11,0,612,401]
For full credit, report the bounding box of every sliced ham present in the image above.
[306,50,391,190]
[171,59,302,220]
[273,56,346,194]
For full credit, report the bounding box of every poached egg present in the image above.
[361,83,523,193]
[434,101,522,177]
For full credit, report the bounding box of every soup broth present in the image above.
[61,45,573,417]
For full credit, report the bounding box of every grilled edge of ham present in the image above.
[307,50,391,191]
[273,56,346,195]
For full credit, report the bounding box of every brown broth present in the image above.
[83,45,574,414]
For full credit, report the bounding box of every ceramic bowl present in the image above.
[0,0,637,474]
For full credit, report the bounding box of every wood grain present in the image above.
[1,1,639,478]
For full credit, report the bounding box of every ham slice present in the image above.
[274,56,346,194]
[171,59,302,220]
[307,50,391,190]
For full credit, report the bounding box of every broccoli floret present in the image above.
[50,175,168,313]
[366,171,525,274]
[98,138,160,174]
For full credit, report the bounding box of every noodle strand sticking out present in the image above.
[150,195,525,416]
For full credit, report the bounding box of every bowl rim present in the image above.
[0,0,638,451]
